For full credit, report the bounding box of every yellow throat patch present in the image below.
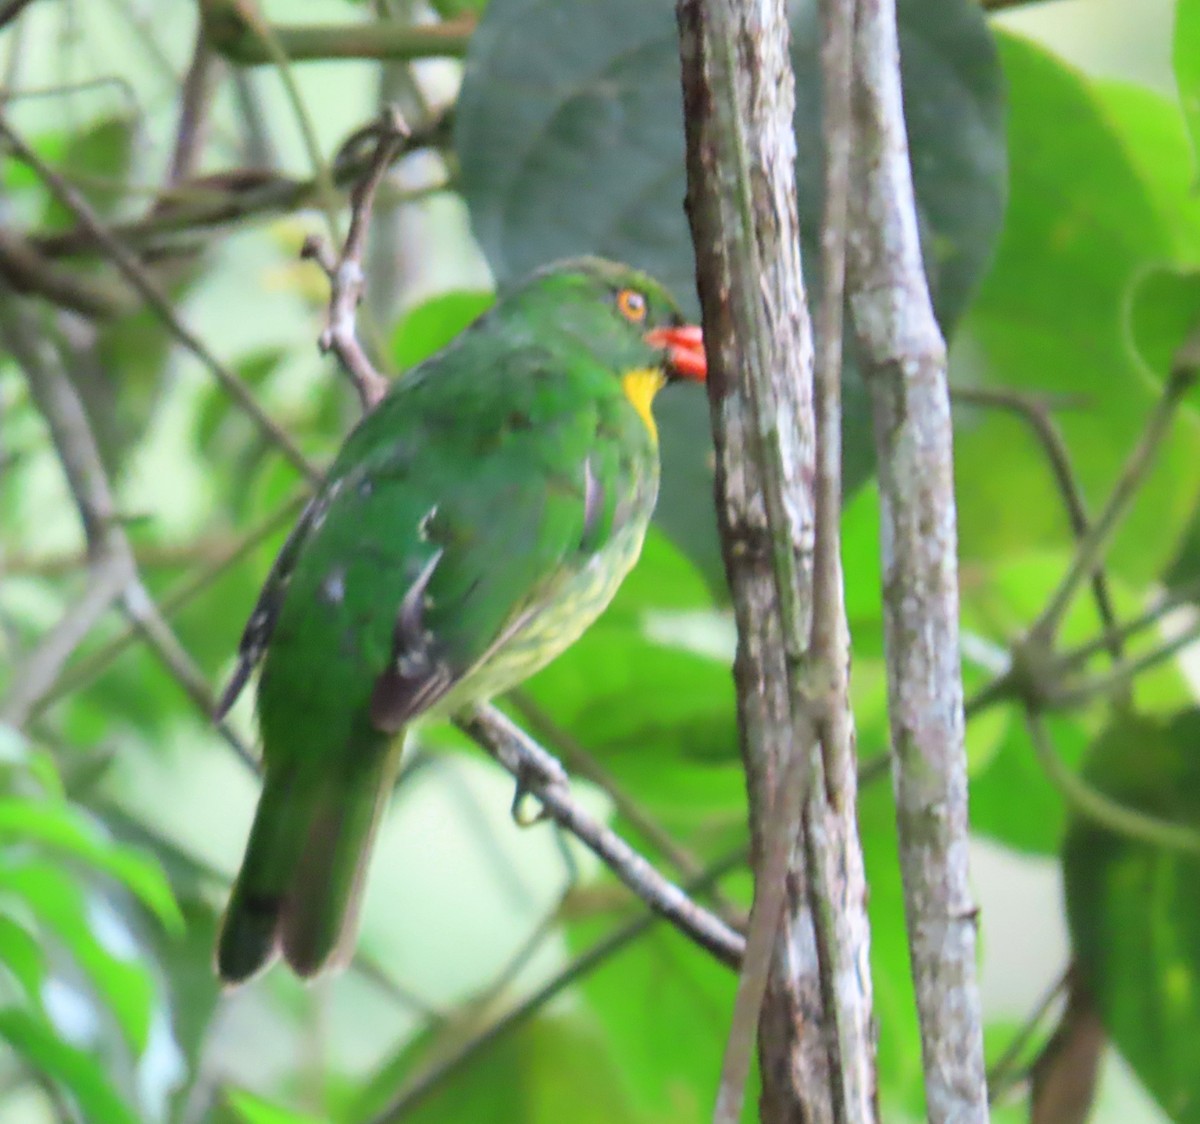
[621,367,667,442]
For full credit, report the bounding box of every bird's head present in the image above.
[504,258,706,441]
[516,257,707,386]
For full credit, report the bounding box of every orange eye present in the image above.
[617,288,647,323]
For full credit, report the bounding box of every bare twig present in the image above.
[0,113,319,484]
[457,706,745,969]
[166,27,222,188]
[302,109,409,411]
[0,288,134,726]
[987,966,1070,1103]
[29,497,305,717]
[1028,357,1198,646]
[1024,712,1200,854]
[1047,615,1200,710]
[953,386,1122,659]
[1053,576,1200,677]
[0,285,256,770]
[0,228,134,318]
[28,111,451,260]
[202,9,475,67]
[845,0,987,1117]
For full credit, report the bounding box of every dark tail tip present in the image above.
[216,891,283,986]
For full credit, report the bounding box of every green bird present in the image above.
[214,257,706,984]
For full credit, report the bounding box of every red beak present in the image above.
[645,325,707,382]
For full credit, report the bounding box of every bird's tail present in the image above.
[216,734,400,985]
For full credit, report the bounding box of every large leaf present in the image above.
[0,797,183,932]
[457,0,1006,587]
[954,34,1200,585]
[0,862,157,1054]
[0,1008,138,1124]
[1063,709,1200,1123]
[351,1011,646,1124]
[566,919,737,1122]
[1175,0,1200,177]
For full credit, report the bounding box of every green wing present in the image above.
[224,344,649,760]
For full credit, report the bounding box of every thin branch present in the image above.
[0,280,261,768]
[0,228,135,318]
[509,691,737,910]
[0,113,319,485]
[362,847,747,1124]
[457,706,746,969]
[28,111,451,260]
[804,0,878,1116]
[986,966,1069,1103]
[1028,356,1198,646]
[203,11,475,67]
[1024,712,1200,853]
[166,27,222,188]
[302,109,409,411]
[1047,615,1200,710]
[953,386,1121,659]
[1053,576,1200,677]
[0,288,134,726]
[845,0,987,1116]
[29,496,305,717]
[232,4,343,242]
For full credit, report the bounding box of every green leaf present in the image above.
[969,713,1088,856]
[39,117,136,233]
[392,291,495,369]
[1127,265,1200,379]
[225,1088,327,1124]
[1063,708,1200,1122]
[0,797,184,933]
[566,920,736,1121]
[352,1011,645,1124]
[457,0,1005,587]
[955,34,1200,585]
[1095,79,1200,262]
[0,915,45,1005]
[0,1007,138,1124]
[1175,0,1200,178]
[0,862,157,1054]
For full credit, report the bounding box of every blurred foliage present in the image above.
[0,1,1199,1122]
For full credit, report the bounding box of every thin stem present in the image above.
[953,386,1121,659]
[302,109,409,411]
[0,114,319,485]
[1048,615,1200,711]
[1054,576,1200,677]
[234,6,342,242]
[30,496,305,716]
[986,966,1069,1103]
[207,15,475,67]
[457,706,746,969]
[1029,369,1195,645]
[1025,712,1200,854]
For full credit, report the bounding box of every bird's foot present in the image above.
[510,755,569,827]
